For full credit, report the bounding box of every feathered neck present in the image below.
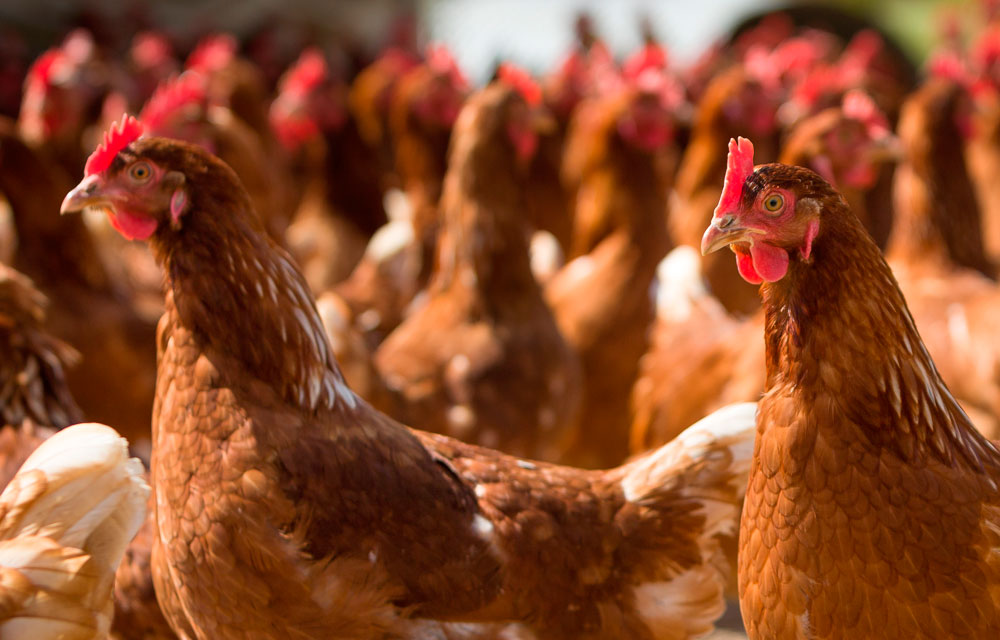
[429,116,539,310]
[151,164,347,412]
[886,81,994,278]
[761,200,999,469]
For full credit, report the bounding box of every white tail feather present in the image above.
[0,423,149,639]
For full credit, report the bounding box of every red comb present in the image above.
[426,44,468,89]
[498,63,541,106]
[928,50,969,83]
[622,44,668,81]
[140,73,206,132]
[281,48,328,97]
[132,31,173,68]
[85,115,144,176]
[842,89,888,136]
[187,34,236,73]
[26,49,66,89]
[714,137,755,219]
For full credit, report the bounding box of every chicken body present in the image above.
[546,88,675,467]
[62,130,757,640]
[702,142,1000,639]
[374,84,580,460]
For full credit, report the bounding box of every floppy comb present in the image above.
[85,115,144,176]
[427,44,468,89]
[714,137,755,219]
[140,73,206,132]
[927,50,969,84]
[498,63,541,106]
[187,34,236,73]
[842,89,888,136]
[282,48,328,97]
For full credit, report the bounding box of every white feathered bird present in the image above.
[0,422,148,639]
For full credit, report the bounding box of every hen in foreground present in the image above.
[62,116,757,640]
[0,422,148,639]
[703,137,1000,638]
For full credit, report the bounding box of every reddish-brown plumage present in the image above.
[374,83,581,461]
[62,129,756,639]
[545,84,676,468]
[705,154,1000,638]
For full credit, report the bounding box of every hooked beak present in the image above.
[60,174,109,215]
[701,213,753,255]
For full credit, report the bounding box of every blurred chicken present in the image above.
[273,48,390,291]
[375,77,581,460]
[0,119,157,455]
[0,264,82,488]
[349,46,420,174]
[0,422,148,640]
[330,46,467,356]
[545,58,680,468]
[671,60,782,316]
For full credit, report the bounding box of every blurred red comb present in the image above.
[281,48,328,97]
[842,89,888,136]
[85,115,144,176]
[26,48,67,89]
[132,31,174,68]
[187,34,237,73]
[427,43,468,89]
[498,63,541,106]
[928,50,969,83]
[714,137,755,219]
[140,73,206,132]
[622,44,667,81]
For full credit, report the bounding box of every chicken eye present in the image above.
[763,193,784,213]
[129,162,152,182]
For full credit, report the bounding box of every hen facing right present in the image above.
[61,116,758,640]
[704,137,1000,639]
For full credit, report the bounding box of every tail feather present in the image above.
[620,403,757,636]
[0,423,149,639]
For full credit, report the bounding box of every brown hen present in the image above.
[704,137,1000,639]
[374,80,581,460]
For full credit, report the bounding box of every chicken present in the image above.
[703,136,1000,638]
[544,66,679,468]
[671,62,781,316]
[0,421,148,639]
[326,46,466,346]
[0,118,157,456]
[779,90,900,248]
[61,117,758,639]
[0,263,82,487]
[349,47,420,173]
[373,78,581,461]
[273,47,388,290]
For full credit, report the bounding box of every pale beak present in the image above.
[701,213,752,255]
[60,174,108,215]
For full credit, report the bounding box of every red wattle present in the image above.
[749,242,789,282]
[107,209,158,241]
[735,250,763,284]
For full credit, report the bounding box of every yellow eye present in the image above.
[763,193,784,213]
[129,162,152,182]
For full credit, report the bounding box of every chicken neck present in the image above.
[760,200,998,469]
